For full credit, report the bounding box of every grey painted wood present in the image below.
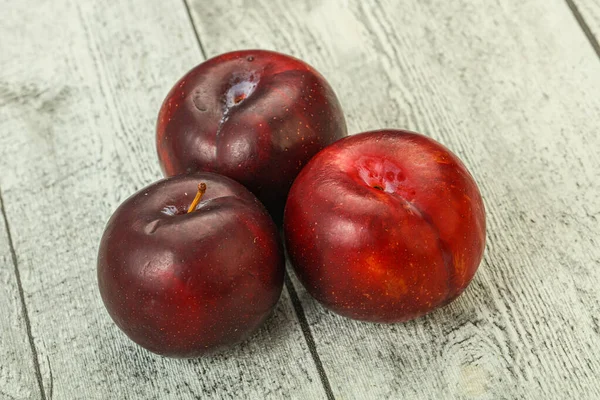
[189,0,600,398]
[0,200,42,400]
[0,0,326,399]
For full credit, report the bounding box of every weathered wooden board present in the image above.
[0,0,326,398]
[569,0,600,57]
[189,0,600,398]
[0,197,42,400]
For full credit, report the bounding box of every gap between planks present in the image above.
[565,0,600,59]
[0,186,47,400]
[183,0,208,59]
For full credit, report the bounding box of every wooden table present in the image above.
[1,1,599,399]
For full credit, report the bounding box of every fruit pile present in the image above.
[97,50,486,358]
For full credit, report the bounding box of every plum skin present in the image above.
[284,130,486,323]
[156,49,348,222]
[97,172,284,357]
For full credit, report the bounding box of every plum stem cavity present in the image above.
[225,77,258,108]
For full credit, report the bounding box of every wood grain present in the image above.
[0,196,42,400]
[0,0,326,398]
[189,0,600,398]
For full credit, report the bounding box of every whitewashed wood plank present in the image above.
[189,0,600,398]
[0,0,327,399]
[569,0,600,57]
[0,198,42,400]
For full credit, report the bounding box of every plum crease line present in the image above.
[565,0,600,60]
[285,273,336,400]
[404,199,456,299]
[0,188,47,400]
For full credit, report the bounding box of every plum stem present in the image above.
[187,183,207,213]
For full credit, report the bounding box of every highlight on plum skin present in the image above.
[284,129,486,323]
